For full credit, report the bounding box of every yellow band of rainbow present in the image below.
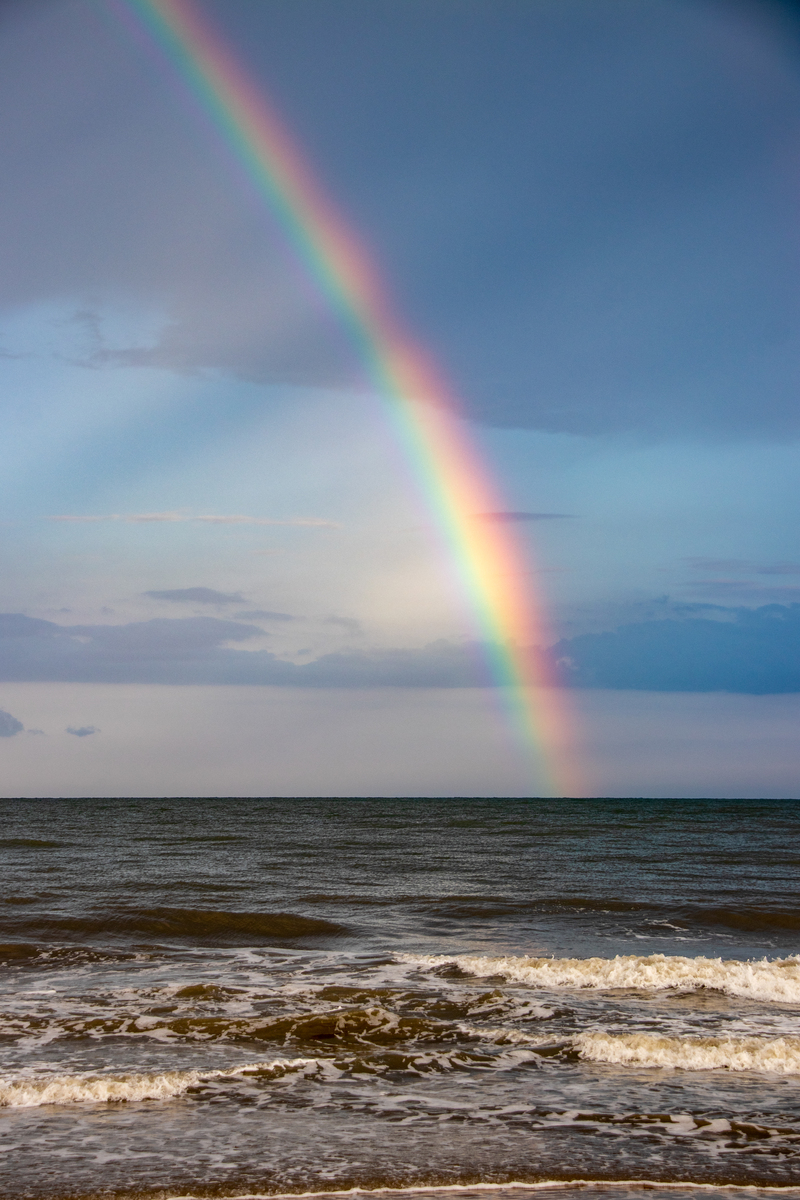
[112,0,581,796]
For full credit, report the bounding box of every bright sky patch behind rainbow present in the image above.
[114,0,580,796]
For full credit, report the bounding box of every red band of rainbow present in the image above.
[111,0,581,796]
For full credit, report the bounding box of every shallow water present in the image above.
[0,797,799,1199]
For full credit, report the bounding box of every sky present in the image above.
[1,0,800,797]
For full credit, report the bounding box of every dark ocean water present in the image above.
[0,797,799,1200]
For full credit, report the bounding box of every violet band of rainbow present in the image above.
[110,0,581,796]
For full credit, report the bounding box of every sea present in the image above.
[1,797,799,1200]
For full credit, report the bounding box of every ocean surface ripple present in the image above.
[1,797,799,1200]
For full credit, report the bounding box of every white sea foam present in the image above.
[399,952,800,1003]
[0,1057,320,1107]
[168,1180,800,1198]
[457,1023,540,1046]
[575,1031,800,1073]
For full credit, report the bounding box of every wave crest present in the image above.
[0,1057,320,1107]
[399,952,800,1003]
[575,1031,800,1073]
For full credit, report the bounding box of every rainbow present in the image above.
[112,0,580,796]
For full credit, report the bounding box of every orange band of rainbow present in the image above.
[112,0,581,796]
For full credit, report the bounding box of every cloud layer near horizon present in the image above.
[1,604,799,694]
[552,604,800,694]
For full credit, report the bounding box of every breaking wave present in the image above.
[0,1057,320,1107]
[400,953,800,1003]
[575,1032,800,1074]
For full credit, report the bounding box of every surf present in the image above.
[400,953,800,1004]
[0,1057,321,1107]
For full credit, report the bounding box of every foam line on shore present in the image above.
[167,1179,800,1198]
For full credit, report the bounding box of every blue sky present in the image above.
[1,0,799,796]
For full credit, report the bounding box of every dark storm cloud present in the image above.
[552,603,800,693]
[0,708,23,737]
[0,1,357,388]
[206,0,800,439]
[1,1,799,438]
[144,588,245,605]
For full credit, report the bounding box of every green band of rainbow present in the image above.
[112,0,580,796]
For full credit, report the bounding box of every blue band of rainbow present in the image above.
[111,0,580,796]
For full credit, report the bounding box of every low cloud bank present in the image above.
[552,604,800,694]
[0,613,487,688]
[0,604,799,693]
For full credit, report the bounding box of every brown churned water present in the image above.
[0,797,799,1200]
